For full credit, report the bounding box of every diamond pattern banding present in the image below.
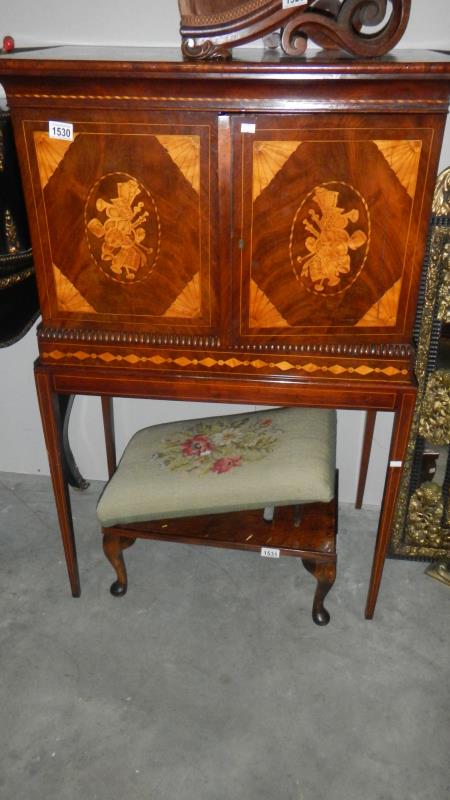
[42,349,408,378]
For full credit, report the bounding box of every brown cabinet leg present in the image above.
[355,409,377,509]
[60,394,89,490]
[34,365,80,597]
[365,391,416,619]
[101,396,116,478]
[102,532,136,596]
[302,559,336,626]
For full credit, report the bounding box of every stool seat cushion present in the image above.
[97,407,336,527]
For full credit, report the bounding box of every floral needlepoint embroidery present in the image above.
[153,414,283,476]
[211,456,243,474]
[181,434,215,457]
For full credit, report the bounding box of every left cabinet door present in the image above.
[18,110,220,337]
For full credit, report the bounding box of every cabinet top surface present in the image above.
[1,46,450,80]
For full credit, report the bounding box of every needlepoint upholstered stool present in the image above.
[97,406,338,625]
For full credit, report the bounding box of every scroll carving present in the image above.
[179,0,411,60]
[405,483,450,550]
[282,0,411,58]
[418,371,450,447]
[434,167,450,324]
[433,167,450,216]
[4,209,21,253]
[438,259,450,323]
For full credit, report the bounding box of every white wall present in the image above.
[0,0,449,505]
[0,0,449,50]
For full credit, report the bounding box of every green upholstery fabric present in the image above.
[97,407,337,528]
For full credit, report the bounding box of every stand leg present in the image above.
[34,365,80,597]
[365,391,416,619]
[102,532,136,597]
[302,559,336,626]
[60,394,89,490]
[101,396,116,478]
[355,409,376,509]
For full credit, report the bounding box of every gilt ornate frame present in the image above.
[179,0,411,60]
[390,167,450,560]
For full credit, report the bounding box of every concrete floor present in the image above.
[0,471,449,800]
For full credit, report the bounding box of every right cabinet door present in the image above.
[232,113,439,351]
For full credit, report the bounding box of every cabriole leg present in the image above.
[102,532,136,597]
[302,559,336,626]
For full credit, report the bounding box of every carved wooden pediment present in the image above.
[179,0,411,60]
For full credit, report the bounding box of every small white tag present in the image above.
[48,121,74,141]
[282,0,305,8]
[241,122,256,134]
[261,547,280,559]
[263,505,275,522]
[390,461,403,468]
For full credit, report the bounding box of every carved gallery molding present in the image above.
[37,325,413,359]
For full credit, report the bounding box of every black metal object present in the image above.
[0,100,39,346]
[0,103,88,488]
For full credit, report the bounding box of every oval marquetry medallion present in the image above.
[84,172,161,284]
[290,181,370,296]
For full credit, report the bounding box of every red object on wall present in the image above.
[2,36,15,53]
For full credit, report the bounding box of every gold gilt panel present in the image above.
[390,166,450,559]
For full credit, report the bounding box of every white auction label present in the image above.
[390,461,403,468]
[261,547,280,559]
[48,121,74,141]
[241,122,256,134]
[282,0,305,8]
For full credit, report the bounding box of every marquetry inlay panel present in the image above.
[236,115,432,347]
[25,116,217,333]
[41,345,410,381]
[84,172,161,285]
[290,182,371,297]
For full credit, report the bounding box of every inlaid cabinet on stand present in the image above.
[1,47,450,617]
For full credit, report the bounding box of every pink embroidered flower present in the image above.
[211,456,242,474]
[181,434,215,457]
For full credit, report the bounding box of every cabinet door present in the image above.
[20,110,218,336]
[232,113,437,349]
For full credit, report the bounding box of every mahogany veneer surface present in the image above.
[1,47,449,616]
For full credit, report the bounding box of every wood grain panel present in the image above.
[234,114,434,347]
[25,115,218,334]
